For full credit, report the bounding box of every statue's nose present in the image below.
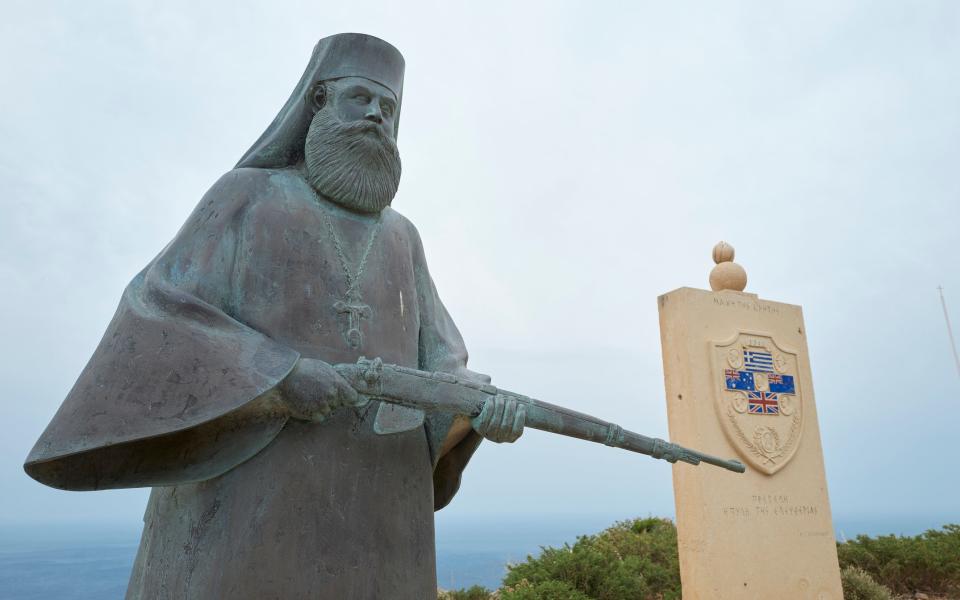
[364,104,383,125]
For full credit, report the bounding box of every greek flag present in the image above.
[743,351,774,373]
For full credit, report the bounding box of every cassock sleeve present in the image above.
[409,223,487,511]
[24,169,300,491]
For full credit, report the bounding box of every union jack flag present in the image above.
[747,392,779,414]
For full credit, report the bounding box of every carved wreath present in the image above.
[726,402,801,466]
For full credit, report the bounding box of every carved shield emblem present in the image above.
[713,332,803,475]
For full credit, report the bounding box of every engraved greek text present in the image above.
[712,297,781,314]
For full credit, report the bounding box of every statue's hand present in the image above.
[279,358,361,422]
[471,394,526,443]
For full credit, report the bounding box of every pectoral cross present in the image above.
[334,300,372,349]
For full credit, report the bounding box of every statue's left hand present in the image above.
[471,394,526,443]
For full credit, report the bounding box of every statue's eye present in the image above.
[381,103,394,117]
[353,94,371,104]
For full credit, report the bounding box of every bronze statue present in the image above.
[26,33,522,598]
[25,33,740,599]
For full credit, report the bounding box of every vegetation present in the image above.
[839,566,893,600]
[438,585,495,600]
[498,517,680,600]
[439,519,960,599]
[836,524,960,596]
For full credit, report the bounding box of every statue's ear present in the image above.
[307,81,327,113]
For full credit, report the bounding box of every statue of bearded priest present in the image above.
[25,33,525,599]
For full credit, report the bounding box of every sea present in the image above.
[0,514,953,599]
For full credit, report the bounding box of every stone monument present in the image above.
[658,242,843,599]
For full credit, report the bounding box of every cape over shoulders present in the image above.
[22,167,306,489]
[24,165,479,503]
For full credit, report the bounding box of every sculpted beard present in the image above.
[304,105,402,213]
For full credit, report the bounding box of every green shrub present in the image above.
[839,566,892,600]
[438,585,492,600]
[499,517,680,600]
[442,519,960,600]
[500,579,592,599]
[836,523,960,595]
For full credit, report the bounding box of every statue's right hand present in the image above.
[278,358,361,422]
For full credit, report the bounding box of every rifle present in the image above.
[335,357,745,473]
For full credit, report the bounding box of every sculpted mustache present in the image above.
[319,127,400,170]
[335,120,392,141]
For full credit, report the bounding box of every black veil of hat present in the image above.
[236,33,404,170]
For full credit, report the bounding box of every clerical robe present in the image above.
[25,167,484,599]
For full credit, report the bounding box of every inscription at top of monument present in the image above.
[712,296,782,315]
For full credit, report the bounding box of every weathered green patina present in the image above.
[26,33,491,599]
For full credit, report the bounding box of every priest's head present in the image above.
[235,34,405,213]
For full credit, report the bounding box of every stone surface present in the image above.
[709,262,748,292]
[709,241,748,292]
[712,240,736,264]
[658,284,842,599]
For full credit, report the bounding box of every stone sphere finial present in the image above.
[709,241,747,292]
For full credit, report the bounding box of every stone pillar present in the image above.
[659,242,842,600]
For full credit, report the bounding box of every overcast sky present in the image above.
[2,1,958,534]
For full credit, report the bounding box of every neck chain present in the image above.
[321,209,383,349]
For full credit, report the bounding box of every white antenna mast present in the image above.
[938,286,960,378]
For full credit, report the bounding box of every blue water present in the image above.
[0,515,954,599]
[0,516,611,598]
[0,545,133,600]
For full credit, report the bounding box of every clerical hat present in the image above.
[236,33,405,169]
